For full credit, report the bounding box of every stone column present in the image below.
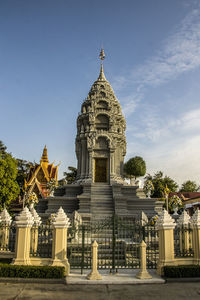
[88,151,92,180]
[77,144,82,179]
[156,209,176,275]
[13,207,34,265]
[110,151,114,177]
[81,139,86,178]
[136,240,152,279]
[0,208,12,251]
[87,240,102,280]
[191,209,200,264]
[30,207,42,255]
[85,150,89,178]
[177,210,191,255]
[52,207,70,275]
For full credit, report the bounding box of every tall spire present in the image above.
[98,48,106,81]
[41,145,49,164]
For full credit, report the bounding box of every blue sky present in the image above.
[1,0,200,186]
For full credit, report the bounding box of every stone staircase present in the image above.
[90,183,114,220]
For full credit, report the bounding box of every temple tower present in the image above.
[43,50,162,221]
[76,49,126,184]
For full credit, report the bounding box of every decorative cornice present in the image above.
[15,207,34,228]
[52,207,70,229]
[156,209,176,230]
[191,209,200,227]
[177,210,190,227]
[30,207,42,226]
[0,208,12,226]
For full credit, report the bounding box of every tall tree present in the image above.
[63,166,77,184]
[124,156,146,180]
[16,159,33,197]
[179,180,199,192]
[0,152,20,208]
[0,140,7,154]
[144,171,178,198]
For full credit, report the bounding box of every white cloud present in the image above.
[132,5,200,88]
[122,93,143,117]
[113,3,200,120]
[127,108,200,184]
[116,3,200,183]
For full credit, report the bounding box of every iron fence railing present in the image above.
[0,225,16,252]
[174,224,194,258]
[68,215,158,273]
[30,224,52,258]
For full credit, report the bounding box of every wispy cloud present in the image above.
[126,107,200,183]
[116,2,200,183]
[121,93,143,117]
[114,3,200,117]
[133,4,200,87]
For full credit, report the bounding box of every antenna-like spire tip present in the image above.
[99,48,105,61]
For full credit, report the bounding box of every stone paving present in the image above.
[66,269,165,284]
[0,270,200,300]
[0,282,200,300]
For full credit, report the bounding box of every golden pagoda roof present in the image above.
[40,145,49,163]
[26,145,58,193]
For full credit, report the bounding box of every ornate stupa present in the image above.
[75,49,126,184]
[42,50,161,221]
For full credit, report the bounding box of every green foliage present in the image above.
[124,156,146,179]
[179,180,199,192]
[0,264,65,278]
[144,171,178,198]
[0,152,20,208]
[163,265,200,278]
[16,159,33,197]
[63,166,77,184]
[0,258,12,264]
[0,141,7,154]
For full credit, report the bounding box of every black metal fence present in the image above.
[30,224,52,258]
[0,225,16,252]
[174,224,194,258]
[68,216,158,272]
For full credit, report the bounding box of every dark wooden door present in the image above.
[95,158,107,182]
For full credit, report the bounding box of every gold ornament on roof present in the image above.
[99,48,105,62]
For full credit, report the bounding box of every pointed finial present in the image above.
[99,48,105,62]
[41,145,49,163]
[98,48,106,81]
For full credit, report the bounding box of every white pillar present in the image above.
[87,240,102,280]
[30,207,42,255]
[136,240,152,279]
[156,209,176,275]
[52,207,71,275]
[191,209,200,264]
[0,208,12,250]
[13,207,34,265]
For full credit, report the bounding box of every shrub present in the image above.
[0,264,65,278]
[163,265,200,278]
[0,258,12,264]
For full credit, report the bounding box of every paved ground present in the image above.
[0,282,200,300]
[66,269,165,284]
